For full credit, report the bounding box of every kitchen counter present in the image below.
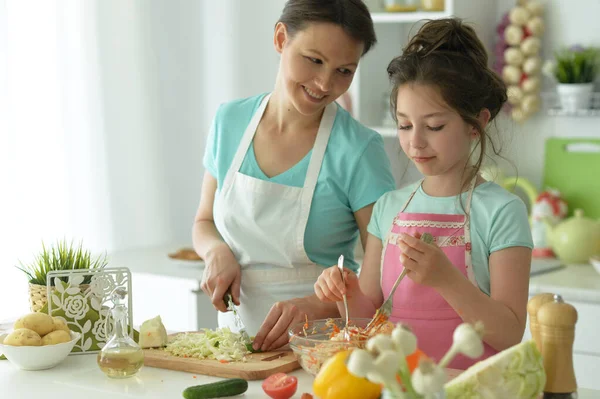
[2,354,600,399]
[529,263,600,303]
[0,354,311,398]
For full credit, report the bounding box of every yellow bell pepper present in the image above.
[313,350,382,399]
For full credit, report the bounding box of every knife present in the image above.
[224,292,257,352]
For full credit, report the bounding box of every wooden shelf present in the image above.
[371,11,452,23]
[542,92,600,117]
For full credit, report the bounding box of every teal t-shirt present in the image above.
[204,93,396,272]
[367,181,533,294]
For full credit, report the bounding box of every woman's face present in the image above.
[274,22,363,116]
[395,83,478,178]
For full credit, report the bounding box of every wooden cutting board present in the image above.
[143,334,300,380]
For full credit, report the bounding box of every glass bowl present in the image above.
[288,317,373,376]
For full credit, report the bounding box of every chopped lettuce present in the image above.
[164,328,250,362]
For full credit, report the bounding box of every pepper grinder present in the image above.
[537,294,578,399]
[527,293,556,352]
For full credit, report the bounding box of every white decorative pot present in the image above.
[556,83,594,112]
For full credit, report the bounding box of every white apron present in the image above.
[212,93,337,335]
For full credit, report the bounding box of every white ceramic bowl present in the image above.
[591,255,600,275]
[0,331,81,370]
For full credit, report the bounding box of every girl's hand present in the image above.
[200,243,242,312]
[314,266,361,302]
[397,233,458,288]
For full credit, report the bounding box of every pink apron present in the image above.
[381,177,497,369]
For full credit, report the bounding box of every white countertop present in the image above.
[110,245,600,303]
[0,353,315,399]
[2,353,599,399]
[529,263,600,303]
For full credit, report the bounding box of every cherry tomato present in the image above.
[261,372,298,399]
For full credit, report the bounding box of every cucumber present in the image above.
[182,378,248,399]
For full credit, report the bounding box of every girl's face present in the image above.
[274,22,363,116]
[395,83,481,178]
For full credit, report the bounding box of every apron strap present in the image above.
[222,93,271,190]
[400,180,422,212]
[463,174,478,286]
[297,102,336,231]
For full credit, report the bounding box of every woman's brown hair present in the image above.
[277,0,377,55]
[387,18,508,196]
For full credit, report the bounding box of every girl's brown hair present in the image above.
[277,0,377,55]
[387,18,508,195]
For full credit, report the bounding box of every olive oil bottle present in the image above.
[97,287,144,378]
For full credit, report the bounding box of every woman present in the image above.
[192,0,395,352]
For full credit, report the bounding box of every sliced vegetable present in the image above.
[182,378,248,399]
[444,340,545,399]
[165,328,249,362]
[405,348,428,373]
[262,372,298,399]
[313,350,381,399]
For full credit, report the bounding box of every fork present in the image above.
[364,233,434,332]
[337,255,351,341]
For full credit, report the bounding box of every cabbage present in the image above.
[164,328,249,362]
[444,340,546,399]
[139,315,168,348]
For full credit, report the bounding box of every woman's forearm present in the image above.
[192,220,229,259]
[437,269,526,351]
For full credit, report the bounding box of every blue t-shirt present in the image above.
[204,93,396,272]
[367,181,533,294]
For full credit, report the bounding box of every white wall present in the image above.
[91,0,286,251]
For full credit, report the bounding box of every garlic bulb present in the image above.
[522,76,541,93]
[526,16,545,36]
[391,324,417,357]
[509,6,531,26]
[439,321,485,368]
[347,348,375,378]
[521,37,541,56]
[526,1,544,16]
[411,358,446,397]
[504,47,524,66]
[366,334,395,356]
[511,107,527,123]
[502,65,522,85]
[504,25,524,46]
[507,85,524,105]
[523,57,542,75]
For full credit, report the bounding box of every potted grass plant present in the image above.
[16,239,108,312]
[543,45,600,112]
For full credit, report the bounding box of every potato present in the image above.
[41,330,71,346]
[14,312,55,336]
[52,317,71,334]
[3,328,42,346]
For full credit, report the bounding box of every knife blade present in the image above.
[224,292,256,352]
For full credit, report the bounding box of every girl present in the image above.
[314,18,533,369]
[193,0,396,352]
